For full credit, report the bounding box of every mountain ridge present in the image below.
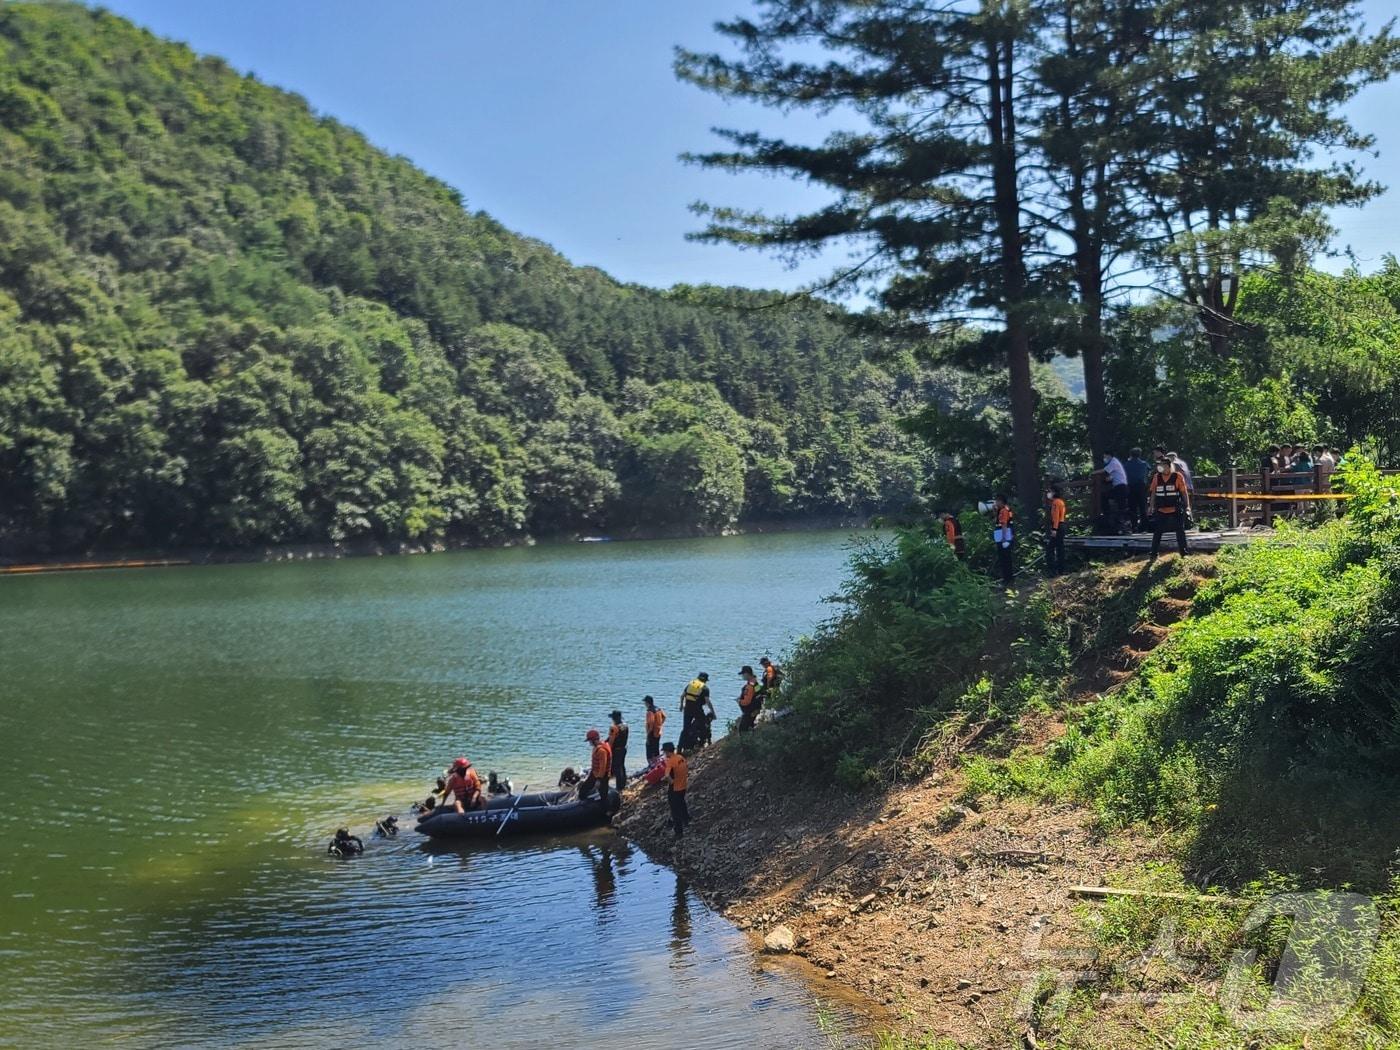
[0,1,951,555]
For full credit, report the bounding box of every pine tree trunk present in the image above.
[987,31,1041,511]
[1080,305,1108,464]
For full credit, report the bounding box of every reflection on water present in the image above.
[0,533,869,1048]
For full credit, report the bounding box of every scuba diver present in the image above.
[487,771,513,796]
[327,828,364,856]
[373,815,399,837]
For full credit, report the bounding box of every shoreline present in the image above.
[0,514,874,574]
[614,736,1161,1047]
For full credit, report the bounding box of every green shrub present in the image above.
[759,525,995,788]
[988,473,1400,885]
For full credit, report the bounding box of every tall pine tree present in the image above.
[677,0,1050,510]
[1123,0,1399,355]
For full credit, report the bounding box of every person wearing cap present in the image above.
[607,709,630,791]
[736,665,761,732]
[579,728,613,804]
[679,673,713,754]
[444,757,484,814]
[643,696,665,764]
[660,741,690,839]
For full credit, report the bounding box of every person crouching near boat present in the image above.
[580,728,613,804]
[445,757,485,813]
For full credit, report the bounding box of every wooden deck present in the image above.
[1064,528,1264,552]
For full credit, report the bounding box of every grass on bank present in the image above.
[764,458,1400,1047]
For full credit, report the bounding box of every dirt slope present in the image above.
[616,558,1215,1046]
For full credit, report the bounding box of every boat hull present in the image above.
[415,789,620,839]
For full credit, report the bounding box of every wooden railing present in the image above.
[1059,465,1398,528]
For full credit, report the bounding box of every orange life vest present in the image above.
[664,752,689,791]
[590,740,613,779]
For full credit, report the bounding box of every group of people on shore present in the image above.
[567,659,782,839]
[1097,448,1195,560]
[1261,443,1339,476]
[421,659,783,841]
[937,446,1199,586]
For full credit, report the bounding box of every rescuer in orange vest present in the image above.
[992,494,1015,586]
[444,757,484,814]
[942,511,967,559]
[1148,457,1191,562]
[1044,484,1067,575]
[643,695,665,764]
[580,728,613,804]
[737,665,760,732]
[661,741,690,839]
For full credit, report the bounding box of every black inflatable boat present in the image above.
[415,789,620,839]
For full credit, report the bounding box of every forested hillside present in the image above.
[0,3,948,555]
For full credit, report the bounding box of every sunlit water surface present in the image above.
[0,531,872,1048]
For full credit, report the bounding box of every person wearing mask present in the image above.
[1044,484,1067,575]
[1313,445,1336,470]
[606,710,630,791]
[660,741,690,839]
[486,771,512,796]
[643,695,665,764]
[1098,452,1130,532]
[736,665,761,731]
[445,757,484,814]
[992,494,1015,586]
[580,728,613,804]
[1148,457,1191,562]
[941,511,967,559]
[678,673,714,754]
[1124,448,1151,532]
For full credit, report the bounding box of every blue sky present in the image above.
[91,0,1400,294]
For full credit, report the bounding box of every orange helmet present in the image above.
[585,728,601,743]
[452,757,471,770]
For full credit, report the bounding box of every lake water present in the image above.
[0,532,871,1048]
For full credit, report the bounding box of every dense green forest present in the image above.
[0,3,963,555]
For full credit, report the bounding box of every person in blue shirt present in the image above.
[1123,448,1151,532]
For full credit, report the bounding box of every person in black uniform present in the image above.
[607,709,629,791]
[678,673,712,753]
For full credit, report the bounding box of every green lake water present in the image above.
[0,531,871,1048]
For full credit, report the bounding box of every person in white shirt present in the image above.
[1099,452,1129,530]
[1167,451,1193,493]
